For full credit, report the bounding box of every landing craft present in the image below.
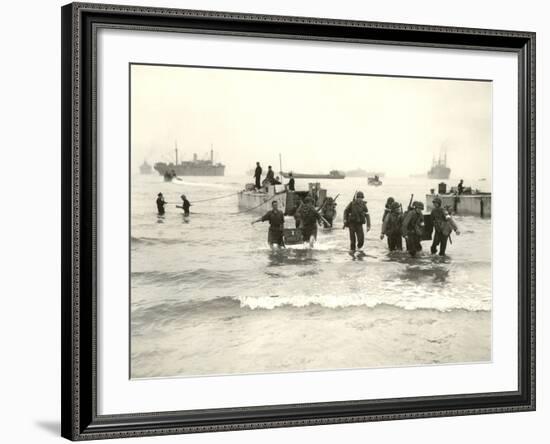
[426,182,491,218]
[239,182,333,246]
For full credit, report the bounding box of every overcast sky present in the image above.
[131,64,492,179]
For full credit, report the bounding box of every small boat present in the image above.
[280,170,345,179]
[368,176,382,186]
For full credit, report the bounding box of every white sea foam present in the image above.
[237,286,491,312]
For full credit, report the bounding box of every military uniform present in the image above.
[431,205,458,255]
[297,203,322,241]
[381,204,403,251]
[261,209,285,246]
[401,204,424,256]
[430,206,447,255]
[344,199,370,251]
[321,198,337,228]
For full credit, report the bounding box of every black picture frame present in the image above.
[61,2,536,440]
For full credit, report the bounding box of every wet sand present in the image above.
[131,299,491,378]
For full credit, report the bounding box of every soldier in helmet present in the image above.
[380,201,403,251]
[431,198,460,255]
[296,195,324,247]
[401,201,424,257]
[382,197,395,222]
[343,191,371,251]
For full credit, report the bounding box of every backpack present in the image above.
[301,205,318,225]
[385,212,401,234]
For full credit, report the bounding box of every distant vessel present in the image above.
[154,142,225,177]
[367,176,383,186]
[139,160,152,174]
[280,170,345,179]
[346,169,385,178]
[427,151,451,180]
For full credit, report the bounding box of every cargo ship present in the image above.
[427,152,451,180]
[154,143,225,177]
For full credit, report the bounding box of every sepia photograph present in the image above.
[129,63,492,379]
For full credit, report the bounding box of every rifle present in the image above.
[407,194,414,211]
[316,193,340,213]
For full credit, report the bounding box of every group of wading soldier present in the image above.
[253,191,460,256]
[156,193,191,216]
[379,196,460,257]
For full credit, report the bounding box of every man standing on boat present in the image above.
[264,165,275,186]
[343,191,371,252]
[251,200,285,249]
[254,162,262,189]
[287,172,295,191]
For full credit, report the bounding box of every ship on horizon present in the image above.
[154,142,225,177]
[427,151,451,180]
[345,168,385,178]
[139,160,153,174]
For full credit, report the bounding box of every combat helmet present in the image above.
[356,191,365,199]
[413,201,424,210]
[432,196,442,206]
[391,201,401,211]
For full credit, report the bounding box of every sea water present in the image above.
[130,174,492,378]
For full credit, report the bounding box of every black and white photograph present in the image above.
[1,0,544,442]
[130,63,493,378]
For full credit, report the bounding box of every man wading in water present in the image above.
[251,200,285,250]
[343,191,371,252]
[156,192,166,215]
[431,198,461,256]
[402,201,425,257]
[296,196,324,248]
[177,194,191,217]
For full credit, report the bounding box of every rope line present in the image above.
[166,190,287,215]
[166,191,239,204]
